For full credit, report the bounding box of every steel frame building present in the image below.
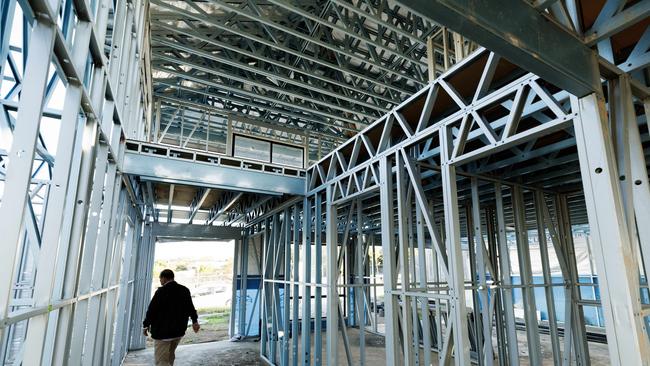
[0,0,649,365]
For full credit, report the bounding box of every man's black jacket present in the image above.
[143,281,198,340]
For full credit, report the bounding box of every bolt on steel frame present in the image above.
[0,0,155,361]
[246,46,650,366]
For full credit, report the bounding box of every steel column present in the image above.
[572,93,650,365]
[440,128,471,366]
[325,185,339,364]
[379,156,400,365]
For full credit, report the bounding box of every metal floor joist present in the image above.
[0,0,649,366]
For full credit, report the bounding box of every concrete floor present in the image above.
[122,328,610,365]
[123,340,262,366]
[511,329,609,366]
[294,328,611,366]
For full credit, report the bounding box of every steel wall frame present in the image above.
[0,0,152,361]
[253,44,650,366]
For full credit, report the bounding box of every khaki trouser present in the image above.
[154,338,181,366]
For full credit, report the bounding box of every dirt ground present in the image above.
[144,311,232,348]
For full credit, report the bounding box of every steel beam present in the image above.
[123,151,305,195]
[206,192,243,225]
[152,222,242,240]
[397,0,600,97]
[167,184,174,223]
[187,187,210,224]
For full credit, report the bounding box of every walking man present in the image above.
[143,269,200,366]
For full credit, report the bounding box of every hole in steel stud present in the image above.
[595,167,603,174]
[620,175,626,181]
[635,180,642,185]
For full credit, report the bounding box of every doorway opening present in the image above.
[147,240,236,347]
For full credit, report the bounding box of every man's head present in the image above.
[159,269,174,286]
